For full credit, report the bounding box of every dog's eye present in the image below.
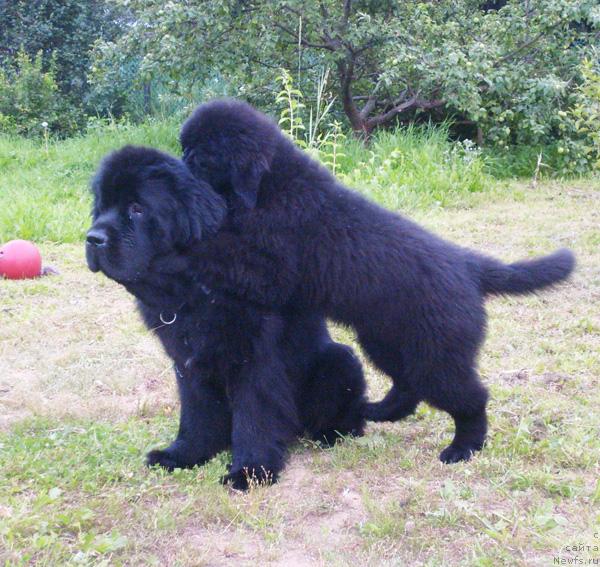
[128,202,144,219]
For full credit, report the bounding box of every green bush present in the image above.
[0,50,82,138]
[94,1,598,160]
[0,0,127,111]
[555,57,600,175]
[275,70,489,209]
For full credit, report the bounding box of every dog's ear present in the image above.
[182,179,226,245]
[230,154,269,209]
[174,206,202,246]
[144,163,202,246]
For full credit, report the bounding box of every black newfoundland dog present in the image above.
[180,99,576,464]
[85,146,366,489]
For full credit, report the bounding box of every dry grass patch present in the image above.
[1,181,599,565]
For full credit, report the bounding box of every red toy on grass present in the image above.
[0,239,42,279]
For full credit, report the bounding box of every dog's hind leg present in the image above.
[364,384,420,422]
[301,343,367,444]
[358,335,421,423]
[427,369,489,464]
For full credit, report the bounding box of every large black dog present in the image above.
[180,99,576,464]
[85,146,366,489]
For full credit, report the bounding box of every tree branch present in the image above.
[337,57,364,131]
[366,94,419,128]
[272,22,335,51]
[366,96,445,129]
[494,18,566,68]
[343,0,352,26]
[353,34,393,55]
[360,96,378,119]
[318,0,335,44]
[359,81,384,119]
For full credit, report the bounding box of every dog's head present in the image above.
[180,99,282,209]
[86,145,225,283]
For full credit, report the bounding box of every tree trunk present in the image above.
[476,126,484,147]
[143,81,152,114]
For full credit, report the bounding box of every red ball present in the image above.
[0,240,42,280]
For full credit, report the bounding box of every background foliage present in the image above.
[0,0,599,174]
[0,0,126,134]
[0,112,489,244]
[0,50,82,137]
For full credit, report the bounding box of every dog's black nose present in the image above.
[86,228,107,247]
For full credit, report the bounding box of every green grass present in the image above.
[2,115,595,246]
[0,119,180,244]
[1,120,494,244]
[1,181,599,564]
[0,418,234,564]
[338,124,489,209]
[1,117,599,564]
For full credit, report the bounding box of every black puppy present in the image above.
[180,99,575,463]
[85,146,366,489]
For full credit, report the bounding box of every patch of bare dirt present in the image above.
[495,369,571,391]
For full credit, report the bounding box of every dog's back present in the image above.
[180,99,576,463]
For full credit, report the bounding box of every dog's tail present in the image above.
[476,248,575,296]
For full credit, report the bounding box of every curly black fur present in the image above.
[180,99,575,463]
[86,146,366,489]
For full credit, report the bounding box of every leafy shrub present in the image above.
[275,70,489,208]
[0,0,127,108]
[555,57,600,175]
[97,1,598,145]
[86,43,141,119]
[0,50,81,137]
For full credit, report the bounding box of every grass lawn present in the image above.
[1,181,599,565]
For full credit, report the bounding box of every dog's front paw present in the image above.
[363,401,390,422]
[221,464,277,491]
[439,443,482,464]
[146,448,185,471]
[146,440,214,471]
